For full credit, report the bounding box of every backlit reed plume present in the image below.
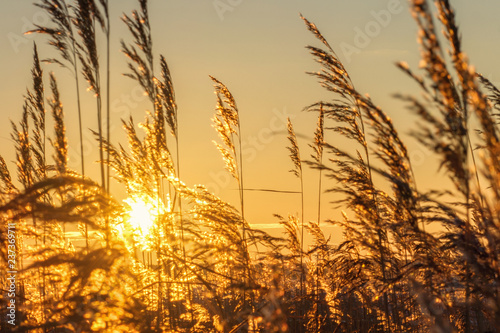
[285,117,305,305]
[73,0,106,189]
[27,0,86,179]
[210,76,249,260]
[48,73,68,176]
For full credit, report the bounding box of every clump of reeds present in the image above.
[4,0,500,332]
[27,0,86,179]
[296,0,500,331]
[210,76,253,282]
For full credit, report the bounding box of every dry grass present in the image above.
[1,0,499,332]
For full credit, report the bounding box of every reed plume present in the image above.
[285,117,306,307]
[26,44,47,183]
[73,0,106,189]
[48,73,68,176]
[27,0,87,179]
[210,76,249,260]
[121,0,155,102]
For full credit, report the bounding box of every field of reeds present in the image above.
[1,0,499,332]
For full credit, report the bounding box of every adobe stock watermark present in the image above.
[408,144,433,168]
[6,222,18,326]
[213,0,244,21]
[7,10,50,54]
[205,106,296,195]
[339,0,404,63]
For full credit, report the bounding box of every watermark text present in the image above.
[6,222,17,326]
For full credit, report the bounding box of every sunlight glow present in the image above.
[125,198,156,234]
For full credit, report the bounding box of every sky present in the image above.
[1,0,500,242]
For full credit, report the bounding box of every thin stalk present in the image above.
[286,117,305,326]
[458,60,472,333]
[42,110,47,333]
[463,90,472,333]
[105,2,111,194]
[312,103,324,331]
[96,81,105,190]
[299,169,305,301]
[95,79,108,248]
[352,94,391,332]
[236,118,254,314]
[315,155,323,332]
[37,46,48,331]
[468,137,483,206]
[156,193,162,332]
[175,135,193,323]
[70,32,88,251]
[316,169,322,225]
[236,120,248,269]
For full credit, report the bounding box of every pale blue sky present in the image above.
[1,0,500,235]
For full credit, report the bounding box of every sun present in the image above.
[125,198,156,234]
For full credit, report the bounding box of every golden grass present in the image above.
[1,0,499,332]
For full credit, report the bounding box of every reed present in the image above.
[285,118,305,304]
[73,0,106,190]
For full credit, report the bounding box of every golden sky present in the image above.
[1,0,500,241]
